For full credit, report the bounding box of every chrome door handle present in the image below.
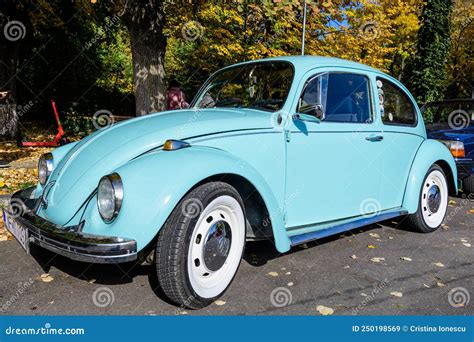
[365,135,384,142]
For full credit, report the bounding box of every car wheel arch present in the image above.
[193,173,275,241]
[402,139,458,214]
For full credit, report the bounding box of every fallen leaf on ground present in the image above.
[343,265,350,269]
[369,233,380,238]
[281,267,286,271]
[351,255,357,259]
[436,282,446,287]
[367,245,376,249]
[448,200,456,205]
[370,257,385,263]
[88,279,96,283]
[423,284,430,288]
[39,273,54,283]
[469,210,474,214]
[214,300,226,306]
[390,291,403,297]
[285,272,291,275]
[433,262,445,267]
[268,272,279,277]
[461,238,468,243]
[462,243,471,247]
[388,236,394,240]
[287,282,294,287]
[400,257,412,262]
[316,305,334,315]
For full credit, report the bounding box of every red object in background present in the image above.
[21,100,66,147]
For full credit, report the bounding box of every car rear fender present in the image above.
[403,139,458,213]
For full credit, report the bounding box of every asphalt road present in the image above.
[0,196,473,316]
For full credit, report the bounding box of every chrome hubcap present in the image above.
[203,220,232,272]
[427,185,441,213]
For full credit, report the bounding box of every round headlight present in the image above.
[38,153,54,185]
[97,173,123,222]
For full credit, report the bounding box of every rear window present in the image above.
[377,78,417,126]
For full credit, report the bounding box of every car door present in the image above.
[375,76,425,209]
[284,70,385,231]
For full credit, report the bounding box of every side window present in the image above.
[377,78,417,126]
[298,73,372,123]
[298,73,328,118]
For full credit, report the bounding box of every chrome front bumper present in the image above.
[3,187,137,264]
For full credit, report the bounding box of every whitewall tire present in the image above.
[156,182,245,308]
[407,165,449,233]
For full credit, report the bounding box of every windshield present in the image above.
[192,61,294,112]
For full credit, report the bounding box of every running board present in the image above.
[289,209,408,246]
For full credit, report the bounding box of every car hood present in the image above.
[426,123,474,140]
[41,108,274,224]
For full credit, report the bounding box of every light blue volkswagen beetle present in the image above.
[4,56,457,308]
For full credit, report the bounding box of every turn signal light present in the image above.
[163,139,190,151]
[439,140,465,158]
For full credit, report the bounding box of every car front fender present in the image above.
[34,141,79,197]
[403,139,458,213]
[84,146,290,254]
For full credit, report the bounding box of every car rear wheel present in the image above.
[406,165,448,233]
[155,182,246,309]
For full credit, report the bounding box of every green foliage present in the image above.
[62,105,94,137]
[6,0,470,125]
[408,0,453,103]
[446,0,473,98]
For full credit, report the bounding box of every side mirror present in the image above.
[298,104,325,120]
[292,113,321,124]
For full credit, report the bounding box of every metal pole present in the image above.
[301,0,307,55]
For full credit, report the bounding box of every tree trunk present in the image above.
[0,9,21,138]
[121,0,167,116]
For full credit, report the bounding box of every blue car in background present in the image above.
[423,98,474,194]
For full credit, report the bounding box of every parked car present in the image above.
[3,56,457,308]
[422,98,474,194]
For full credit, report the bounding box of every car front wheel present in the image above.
[406,164,448,233]
[156,182,246,309]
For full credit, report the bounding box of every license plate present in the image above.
[2,210,30,253]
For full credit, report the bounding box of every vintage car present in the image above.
[4,56,457,308]
[422,98,474,194]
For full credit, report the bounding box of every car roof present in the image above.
[423,98,474,106]
[231,55,381,75]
